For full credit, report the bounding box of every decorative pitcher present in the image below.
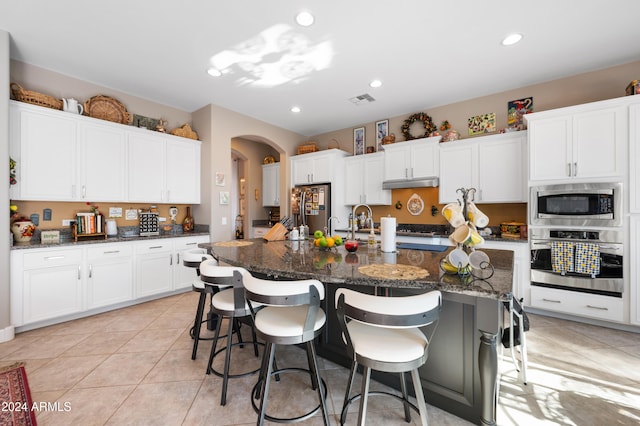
[11,220,36,242]
[62,98,84,114]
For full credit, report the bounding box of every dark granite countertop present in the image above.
[200,239,514,300]
[11,227,210,250]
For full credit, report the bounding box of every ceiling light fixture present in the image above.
[369,79,382,88]
[295,11,314,27]
[501,33,523,46]
[207,68,222,77]
[291,106,301,113]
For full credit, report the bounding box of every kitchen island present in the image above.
[201,239,514,426]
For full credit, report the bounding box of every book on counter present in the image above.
[76,212,103,234]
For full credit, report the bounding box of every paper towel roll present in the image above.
[380,216,396,252]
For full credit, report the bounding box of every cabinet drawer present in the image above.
[174,235,209,251]
[135,240,173,254]
[87,243,133,259]
[530,286,623,322]
[23,249,83,269]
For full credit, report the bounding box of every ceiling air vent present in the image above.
[348,94,376,105]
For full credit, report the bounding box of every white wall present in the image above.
[1,30,13,341]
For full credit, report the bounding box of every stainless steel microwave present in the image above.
[530,182,622,227]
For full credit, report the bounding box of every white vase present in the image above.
[11,220,36,242]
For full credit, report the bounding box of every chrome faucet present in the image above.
[351,204,373,240]
[327,216,339,236]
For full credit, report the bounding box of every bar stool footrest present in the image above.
[251,367,327,424]
[207,341,263,377]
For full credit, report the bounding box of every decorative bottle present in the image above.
[183,206,194,232]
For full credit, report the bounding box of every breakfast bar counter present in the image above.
[200,239,514,425]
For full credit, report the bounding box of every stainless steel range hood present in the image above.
[382,177,439,189]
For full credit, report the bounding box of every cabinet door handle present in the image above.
[567,163,571,177]
[103,250,120,254]
[82,185,86,198]
[573,162,577,176]
[78,266,81,280]
[170,254,173,265]
[186,242,197,246]
[542,298,561,303]
[177,253,181,264]
[149,246,163,249]
[89,264,92,278]
[45,255,65,261]
[586,305,608,311]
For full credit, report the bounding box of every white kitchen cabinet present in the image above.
[262,163,280,206]
[530,286,624,323]
[134,239,174,298]
[10,102,78,200]
[173,235,211,291]
[383,136,440,181]
[10,101,201,204]
[128,131,167,203]
[527,102,627,182]
[79,121,128,201]
[630,216,640,325]
[630,104,640,213]
[344,152,391,205]
[86,243,133,309]
[439,132,527,204]
[291,149,349,185]
[253,227,269,239]
[14,248,84,326]
[166,138,201,204]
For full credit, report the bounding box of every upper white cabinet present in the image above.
[10,102,78,200]
[630,104,640,213]
[383,136,440,181]
[527,101,627,183]
[79,121,128,201]
[344,152,391,205]
[262,163,280,206]
[9,101,201,203]
[439,132,527,204]
[291,149,349,185]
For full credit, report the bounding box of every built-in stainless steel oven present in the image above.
[530,182,621,227]
[530,228,623,297]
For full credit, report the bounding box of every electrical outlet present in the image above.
[221,217,227,225]
[62,219,73,226]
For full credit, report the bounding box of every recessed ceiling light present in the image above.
[369,79,382,88]
[295,11,314,27]
[291,106,301,113]
[207,68,222,77]
[502,33,523,46]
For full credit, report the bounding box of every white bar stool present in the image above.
[244,276,330,426]
[335,288,442,426]
[200,263,262,406]
[182,248,218,360]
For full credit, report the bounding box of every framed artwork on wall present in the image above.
[353,127,365,155]
[376,119,389,151]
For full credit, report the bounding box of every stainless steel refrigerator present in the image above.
[292,184,331,234]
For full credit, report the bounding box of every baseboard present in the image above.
[0,324,15,343]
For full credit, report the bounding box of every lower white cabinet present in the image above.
[530,286,624,323]
[630,216,640,325]
[173,236,211,290]
[86,243,133,309]
[18,248,84,325]
[135,240,174,298]
[10,234,210,329]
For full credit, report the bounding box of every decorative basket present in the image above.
[170,123,199,140]
[297,142,318,155]
[83,95,131,124]
[10,82,63,110]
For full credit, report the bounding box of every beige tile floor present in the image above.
[2,291,640,425]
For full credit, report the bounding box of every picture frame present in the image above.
[467,112,496,136]
[375,119,389,152]
[353,127,365,155]
[219,191,230,205]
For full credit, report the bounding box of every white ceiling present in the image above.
[2,1,640,137]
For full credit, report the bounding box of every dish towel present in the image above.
[575,242,601,278]
[551,241,575,275]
